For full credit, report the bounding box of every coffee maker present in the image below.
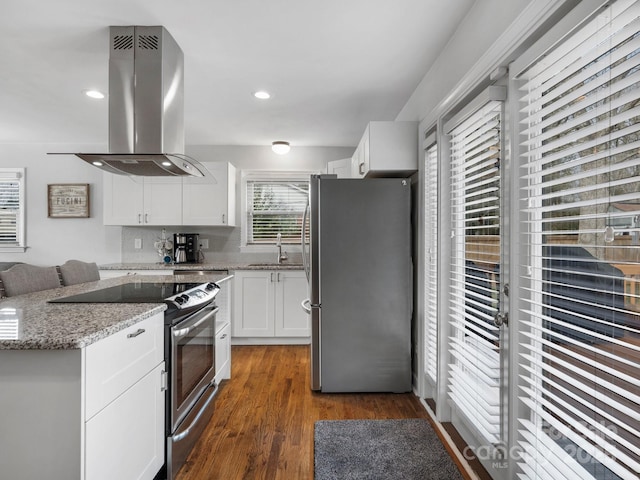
[173,233,200,263]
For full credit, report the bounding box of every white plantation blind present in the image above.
[246,178,309,244]
[0,169,24,248]
[447,99,503,446]
[517,1,640,478]
[424,140,438,384]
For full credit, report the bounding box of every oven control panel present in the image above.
[166,282,220,310]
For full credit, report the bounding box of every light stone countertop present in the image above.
[99,262,304,271]
[0,273,229,351]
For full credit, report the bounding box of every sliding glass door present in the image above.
[445,92,509,478]
[514,1,640,478]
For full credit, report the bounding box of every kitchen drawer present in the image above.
[85,313,164,420]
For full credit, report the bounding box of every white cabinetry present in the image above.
[183,161,236,226]
[351,121,418,178]
[215,321,231,383]
[103,161,236,226]
[103,174,182,225]
[0,313,165,480]
[327,158,352,178]
[232,270,309,343]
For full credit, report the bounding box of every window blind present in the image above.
[448,99,503,446]
[425,140,439,384]
[246,179,309,244]
[0,170,23,247]
[517,1,640,478]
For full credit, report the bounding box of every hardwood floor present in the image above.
[175,345,436,480]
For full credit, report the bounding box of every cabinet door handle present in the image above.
[359,162,365,175]
[138,213,142,224]
[161,370,168,392]
[144,213,149,223]
[277,272,281,282]
[222,214,225,224]
[270,273,275,282]
[127,328,145,338]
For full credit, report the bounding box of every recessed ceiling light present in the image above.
[84,89,105,99]
[272,141,290,155]
[254,91,271,100]
[92,161,104,166]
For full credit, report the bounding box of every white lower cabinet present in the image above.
[0,313,165,480]
[85,363,165,480]
[215,321,231,382]
[232,270,309,341]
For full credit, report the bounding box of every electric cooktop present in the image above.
[48,282,202,304]
[49,281,221,324]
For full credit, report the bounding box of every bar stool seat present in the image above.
[58,260,100,286]
[0,264,62,297]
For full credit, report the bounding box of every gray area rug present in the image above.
[314,418,463,480]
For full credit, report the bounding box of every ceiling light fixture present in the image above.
[272,141,290,155]
[84,89,105,99]
[254,91,271,100]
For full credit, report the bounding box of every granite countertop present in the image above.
[0,273,230,351]
[99,262,304,271]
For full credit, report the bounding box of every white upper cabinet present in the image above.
[103,161,236,226]
[103,174,182,225]
[351,121,418,178]
[326,158,352,178]
[183,161,236,226]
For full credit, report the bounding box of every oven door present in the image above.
[170,305,218,432]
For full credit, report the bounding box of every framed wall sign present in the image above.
[47,183,90,218]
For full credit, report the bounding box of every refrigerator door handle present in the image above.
[301,298,311,314]
[301,199,310,282]
[301,298,320,314]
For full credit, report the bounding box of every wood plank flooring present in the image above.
[174,345,444,480]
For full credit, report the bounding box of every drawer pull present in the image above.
[127,328,146,338]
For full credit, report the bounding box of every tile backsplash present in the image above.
[121,226,302,265]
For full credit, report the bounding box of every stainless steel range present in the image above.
[50,280,222,480]
[163,282,220,480]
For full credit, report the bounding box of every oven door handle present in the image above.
[172,306,219,340]
[173,384,219,442]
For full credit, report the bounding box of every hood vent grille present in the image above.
[113,34,133,50]
[138,34,159,50]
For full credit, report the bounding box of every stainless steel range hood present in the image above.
[68,26,204,176]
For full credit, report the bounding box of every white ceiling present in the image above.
[1,0,475,148]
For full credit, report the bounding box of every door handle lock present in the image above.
[494,312,508,327]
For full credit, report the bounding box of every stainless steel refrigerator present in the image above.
[302,175,412,392]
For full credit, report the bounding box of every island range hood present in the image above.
[70,26,204,176]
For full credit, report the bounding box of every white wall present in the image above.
[0,143,352,266]
[0,143,121,266]
[396,0,574,127]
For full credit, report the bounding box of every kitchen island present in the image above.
[0,273,229,349]
[0,273,229,480]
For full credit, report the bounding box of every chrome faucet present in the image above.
[276,233,288,264]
